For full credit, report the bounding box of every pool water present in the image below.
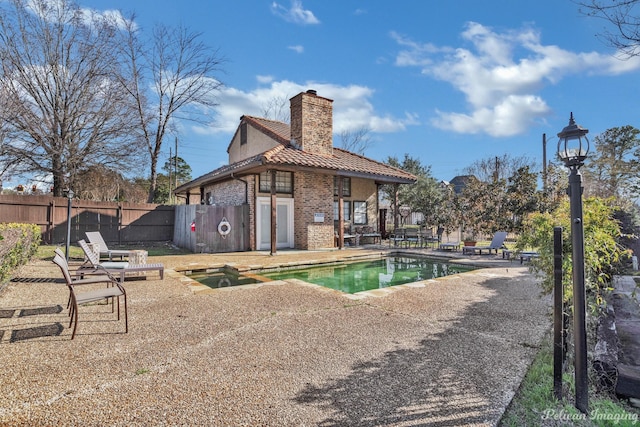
[263,256,473,294]
[188,256,474,294]
[187,271,260,289]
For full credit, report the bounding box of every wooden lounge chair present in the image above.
[85,231,130,261]
[53,251,127,339]
[78,239,164,282]
[462,231,508,255]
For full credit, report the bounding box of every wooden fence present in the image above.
[174,204,250,253]
[0,194,174,245]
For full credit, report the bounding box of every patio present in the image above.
[0,249,551,426]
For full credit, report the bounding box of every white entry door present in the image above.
[257,197,294,250]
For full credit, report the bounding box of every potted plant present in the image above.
[462,234,477,247]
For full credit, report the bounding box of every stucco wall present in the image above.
[228,123,280,164]
[337,177,378,232]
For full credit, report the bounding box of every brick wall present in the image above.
[293,171,334,249]
[290,90,333,157]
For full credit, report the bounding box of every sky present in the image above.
[51,0,640,182]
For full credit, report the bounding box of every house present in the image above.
[174,90,416,252]
[447,175,477,194]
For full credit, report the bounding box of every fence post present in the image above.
[553,226,564,400]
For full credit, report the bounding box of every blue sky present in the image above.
[79,0,640,182]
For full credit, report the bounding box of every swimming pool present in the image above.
[188,256,474,294]
[262,256,473,293]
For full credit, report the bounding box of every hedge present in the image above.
[0,223,41,288]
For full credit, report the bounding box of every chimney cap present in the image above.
[306,89,317,95]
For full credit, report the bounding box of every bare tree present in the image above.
[117,20,224,202]
[74,165,125,201]
[578,0,640,57]
[0,0,143,196]
[463,154,537,183]
[261,95,290,123]
[338,126,373,155]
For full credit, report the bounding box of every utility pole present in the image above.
[174,137,178,205]
[169,146,173,205]
[543,133,548,194]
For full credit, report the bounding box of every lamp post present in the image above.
[399,206,411,226]
[65,189,74,261]
[557,112,589,414]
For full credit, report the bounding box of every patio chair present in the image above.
[462,231,508,255]
[388,228,406,247]
[52,251,127,339]
[85,231,130,261]
[403,228,420,248]
[78,239,164,282]
[420,228,440,248]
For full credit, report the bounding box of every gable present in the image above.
[228,116,290,164]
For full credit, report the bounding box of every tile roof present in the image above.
[176,116,416,194]
[262,144,416,182]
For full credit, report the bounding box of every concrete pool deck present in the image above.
[0,247,551,426]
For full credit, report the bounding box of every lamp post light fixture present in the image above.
[65,189,74,261]
[399,205,411,226]
[557,112,589,414]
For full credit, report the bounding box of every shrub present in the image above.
[0,223,41,286]
[517,197,629,313]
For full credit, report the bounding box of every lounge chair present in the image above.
[462,231,508,255]
[52,251,127,339]
[78,239,164,282]
[85,231,130,261]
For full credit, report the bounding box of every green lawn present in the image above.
[500,331,639,426]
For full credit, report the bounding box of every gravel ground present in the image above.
[0,249,551,426]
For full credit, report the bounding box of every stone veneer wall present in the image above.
[293,171,334,250]
[204,180,246,206]
[290,91,333,157]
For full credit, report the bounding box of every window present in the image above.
[333,176,351,197]
[333,201,351,221]
[240,122,247,145]
[353,201,367,225]
[259,171,293,194]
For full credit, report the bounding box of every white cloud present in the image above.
[256,75,275,84]
[271,0,320,25]
[393,22,640,137]
[288,45,304,54]
[192,80,418,135]
[25,0,134,30]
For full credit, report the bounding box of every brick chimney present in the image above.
[290,90,333,156]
